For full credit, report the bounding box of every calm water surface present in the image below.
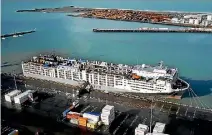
[1,0,212,106]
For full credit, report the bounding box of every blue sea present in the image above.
[1,0,212,107]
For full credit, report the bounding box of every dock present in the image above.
[93,28,212,33]
[1,29,36,39]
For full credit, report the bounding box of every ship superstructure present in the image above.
[22,54,189,94]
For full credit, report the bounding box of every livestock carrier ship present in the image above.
[22,54,189,98]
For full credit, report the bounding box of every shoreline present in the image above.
[68,14,211,28]
[16,6,212,28]
[92,28,212,33]
[16,6,211,14]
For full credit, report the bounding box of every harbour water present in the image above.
[1,0,212,107]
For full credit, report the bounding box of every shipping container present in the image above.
[101,113,115,121]
[5,90,21,102]
[137,124,149,131]
[86,112,101,116]
[70,119,79,125]
[78,117,88,126]
[83,113,100,122]
[14,90,32,104]
[66,114,80,120]
[102,105,114,114]
[153,122,166,133]
[78,117,88,121]
[87,122,97,129]
[101,112,115,118]
[101,118,114,123]
[67,111,80,115]
[62,108,71,117]
[79,122,87,127]
[101,112,115,125]
[135,128,147,135]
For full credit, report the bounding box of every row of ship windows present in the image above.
[26,71,157,89]
[25,68,166,85]
[131,85,164,89]
[130,84,164,89]
[25,71,165,89]
[26,70,162,88]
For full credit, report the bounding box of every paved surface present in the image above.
[2,74,212,135]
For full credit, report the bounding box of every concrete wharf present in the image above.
[93,28,212,33]
[1,29,36,39]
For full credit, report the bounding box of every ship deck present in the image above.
[24,54,177,82]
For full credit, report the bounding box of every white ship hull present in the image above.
[23,72,189,95]
[22,54,190,95]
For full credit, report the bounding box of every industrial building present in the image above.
[4,90,21,102]
[13,90,36,104]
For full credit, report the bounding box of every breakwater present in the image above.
[1,29,36,39]
[93,28,212,33]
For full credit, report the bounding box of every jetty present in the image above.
[1,29,36,39]
[93,28,212,33]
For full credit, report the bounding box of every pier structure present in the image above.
[93,28,212,33]
[1,28,36,39]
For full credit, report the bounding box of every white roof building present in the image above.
[4,90,22,102]
[153,122,166,133]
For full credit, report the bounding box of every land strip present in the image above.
[17,6,212,28]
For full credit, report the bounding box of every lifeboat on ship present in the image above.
[132,73,141,80]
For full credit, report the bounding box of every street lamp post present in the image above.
[150,96,154,133]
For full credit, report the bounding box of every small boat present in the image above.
[1,37,5,40]
[18,35,23,37]
[13,35,18,38]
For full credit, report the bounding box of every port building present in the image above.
[153,122,166,133]
[13,90,35,104]
[4,90,21,102]
[135,124,149,135]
